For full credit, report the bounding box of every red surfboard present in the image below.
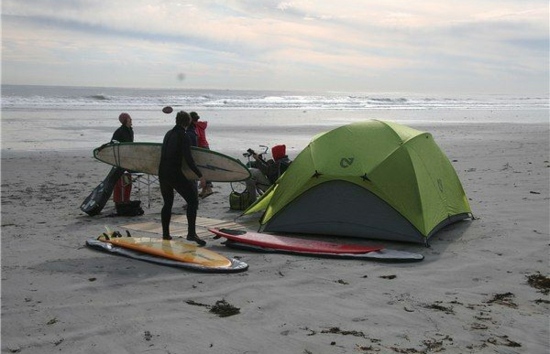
[209,228,424,262]
[209,228,383,254]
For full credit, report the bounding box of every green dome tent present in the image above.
[244,120,472,244]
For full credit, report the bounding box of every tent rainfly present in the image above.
[244,120,472,244]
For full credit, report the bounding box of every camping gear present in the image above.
[113,173,132,204]
[80,167,125,216]
[244,120,472,244]
[209,228,424,262]
[229,190,252,210]
[115,200,144,216]
[94,142,250,182]
[271,144,286,160]
[87,231,248,273]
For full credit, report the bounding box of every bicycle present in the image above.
[230,145,270,196]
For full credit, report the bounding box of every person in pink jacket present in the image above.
[190,112,213,198]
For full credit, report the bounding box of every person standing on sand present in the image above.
[182,115,199,210]
[186,117,199,147]
[159,111,207,246]
[111,113,134,206]
[190,111,213,198]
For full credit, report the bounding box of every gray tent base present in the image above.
[261,180,471,244]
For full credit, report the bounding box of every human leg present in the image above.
[173,178,205,246]
[160,180,175,240]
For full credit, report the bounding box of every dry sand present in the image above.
[1,123,549,353]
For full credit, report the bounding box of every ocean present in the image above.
[1,84,548,153]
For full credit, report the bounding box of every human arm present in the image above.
[181,133,203,179]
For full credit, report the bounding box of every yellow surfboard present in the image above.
[87,234,248,272]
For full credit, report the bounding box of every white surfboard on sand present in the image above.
[94,142,250,182]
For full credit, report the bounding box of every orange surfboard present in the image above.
[87,233,248,272]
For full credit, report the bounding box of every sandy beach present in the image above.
[1,122,549,353]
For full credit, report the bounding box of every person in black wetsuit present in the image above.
[112,113,134,143]
[159,111,207,245]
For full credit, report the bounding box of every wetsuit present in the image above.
[112,124,134,143]
[158,125,203,238]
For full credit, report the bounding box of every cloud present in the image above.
[2,0,548,93]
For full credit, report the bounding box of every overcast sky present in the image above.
[2,0,548,94]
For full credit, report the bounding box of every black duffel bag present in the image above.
[115,200,144,216]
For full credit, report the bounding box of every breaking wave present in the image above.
[2,84,548,112]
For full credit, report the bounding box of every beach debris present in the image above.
[422,337,449,351]
[526,272,550,294]
[336,279,349,285]
[6,345,21,353]
[210,299,240,317]
[186,299,240,317]
[321,327,368,338]
[424,302,455,315]
[486,335,521,347]
[500,163,512,171]
[143,330,153,341]
[389,346,417,353]
[379,274,397,280]
[474,312,492,321]
[46,317,58,325]
[297,327,317,337]
[486,292,517,308]
[185,300,209,307]
[471,322,489,330]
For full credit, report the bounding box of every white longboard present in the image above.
[94,142,250,182]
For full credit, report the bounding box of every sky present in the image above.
[1,0,548,94]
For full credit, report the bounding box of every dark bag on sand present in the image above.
[80,167,125,216]
[229,191,251,211]
[115,200,144,216]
